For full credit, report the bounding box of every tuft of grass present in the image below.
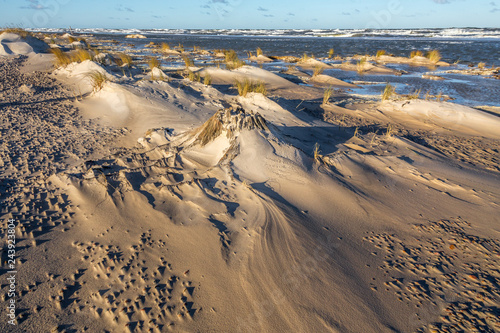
[87,71,108,92]
[301,53,309,62]
[196,112,223,146]
[313,65,324,77]
[50,48,71,67]
[426,50,441,63]
[376,50,386,57]
[71,49,93,63]
[203,73,212,85]
[233,79,267,97]
[68,35,76,43]
[256,47,263,56]
[323,87,333,105]
[0,27,32,38]
[182,55,194,68]
[187,70,201,82]
[410,50,423,58]
[328,48,334,59]
[313,143,323,163]
[176,43,185,52]
[407,89,421,100]
[148,57,161,70]
[117,53,133,68]
[478,62,486,69]
[386,124,394,138]
[357,58,367,74]
[224,50,245,70]
[381,82,396,101]
[161,42,171,51]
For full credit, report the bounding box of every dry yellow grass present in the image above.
[376,50,386,57]
[148,57,161,70]
[323,87,333,105]
[182,55,194,68]
[313,65,324,76]
[234,79,267,97]
[86,71,108,92]
[426,50,441,63]
[0,27,32,38]
[204,73,212,85]
[410,50,423,58]
[225,50,245,70]
[357,58,367,74]
[71,49,93,62]
[117,53,133,68]
[256,47,263,56]
[50,48,72,67]
[188,70,201,82]
[328,48,334,58]
[381,83,396,101]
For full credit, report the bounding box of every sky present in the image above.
[1,0,499,29]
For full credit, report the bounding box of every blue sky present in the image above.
[1,0,499,29]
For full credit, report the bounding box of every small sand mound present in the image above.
[195,106,268,146]
[0,32,48,56]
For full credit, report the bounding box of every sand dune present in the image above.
[1,32,500,333]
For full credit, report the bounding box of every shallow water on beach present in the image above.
[36,29,500,107]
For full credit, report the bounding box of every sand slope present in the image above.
[1,48,500,333]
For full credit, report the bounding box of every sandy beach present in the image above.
[1,30,499,333]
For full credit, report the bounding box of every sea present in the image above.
[32,28,500,106]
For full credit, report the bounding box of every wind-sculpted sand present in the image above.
[1,32,499,333]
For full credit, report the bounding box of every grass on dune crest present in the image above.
[115,53,133,68]
[410,50,424,58]
[256,47,263,56]
[357,58,367,74]
[203,73,212,85]
[50,48,72,67]
[376,50,386,57]
[328,48,334,58]
[233,79,267,97]
[0,27,32,38]
[225,50,245,70]
[148,57,161,70]
[313,65,324,76]
[86,71,109,92]
[188,70,201,82]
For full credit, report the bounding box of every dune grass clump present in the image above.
[407,89,421,100]
[313,65,324,77]
[161,42,171,51]
[148,57,161,70]
[0,27,32,38]
[357,58,367,74]
[256,47,263,56]
[328,48,334,58]
[87,71,108,92]
[188,70,201,82]
[381,82,396,101]
[313,143,325,164]
[71,49,93,63]
[478,62,486,69]
[410,50,424,58]
[204,73,212,85]
[323,87,334,105]
[182,55,194,67]
[50,48,72,67]
[116,53,133,68]
[233,79,267,97]
[426,50,441,63]
[376,50,386,57]
[225,50,245,70]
